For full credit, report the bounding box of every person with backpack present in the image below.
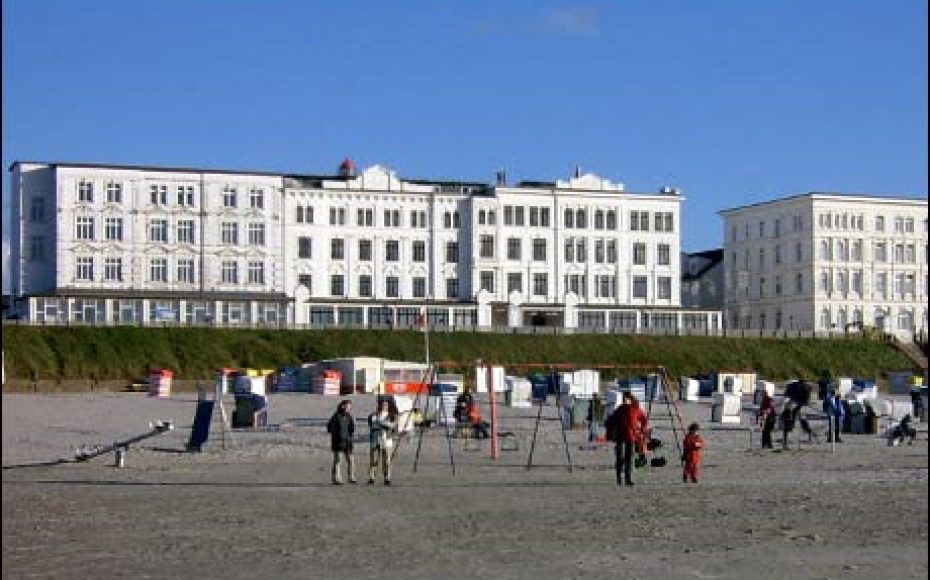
[326,400,356,485]
[606,392,649,486]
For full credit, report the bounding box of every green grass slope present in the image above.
[0,325,915,383]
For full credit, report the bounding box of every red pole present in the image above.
[487,364,499,459]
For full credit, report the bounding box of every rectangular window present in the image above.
[480,235,495,259]
[220,260,237,284]
[383,209,401,227]
[29,236,45,261]
[664,212,674,232]
[249,188,264,209]
[221,222,238,245]
[412,240,426,262]
[507,273,522,294]
[359,239,372,261]
[247,223,265,246]
[564,240,575,262]
[222,187,237,208]
[358,275,373,297]
[532,273,547,296]
[480,271,495,293]
[597,275,615,299]
[177,259,195,283]
[875,273,887,297]
[446,278,459,299]
[177,220,195,244]
[446,241,459,263]
[564,209,574,229]
[248,261,264,284]
[607,240,617,263]
[298,236,312,259]
[529,207,539,227]
[149,219,168,243]
[632,276,648,299]
[655,213,664,232]
[631,211,641,231]
[150,185,168,205]
[103,217,123,241]
[514,206,525,226]
[595,240,605,263]
[150,258,168,282]
[76,256,94,281]
[386,276,399,298]
[106,182,122,204]
[532,239,546,261]
[330,275,344,296]
[657,244,670,266]
[298,274,312,290]
[633,243,646,265]
[331,238,345,260]
[76,216,95,240]
[507,238,521,261]
[875,216,885,232]
[177,185,195,206]
[30,196,46,222]
[576,240,586,262]
[657,277,672,299]
[78,180,94,203]
[412,277,426,298]
[540,208,550,227]
[640,212,650,231]
[104,257,123,282]
[504,206,513,226]
[386,240,399,261]
[606,210,617,230]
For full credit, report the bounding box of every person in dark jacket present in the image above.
[780,401,795,450]
[826,392,845,443]
[326,400,356,485]
[609,392,649,486]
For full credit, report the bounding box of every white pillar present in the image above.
[141,299,151,324]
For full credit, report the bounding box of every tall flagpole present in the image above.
[422,305,430,367]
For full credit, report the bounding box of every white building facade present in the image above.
[9,160,720,333]
[720,193,928,339]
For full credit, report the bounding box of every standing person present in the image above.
[780,401,795,450]
[466,398,490,439]
[326,400,356,485]
[609,392,649,486]
[910,381,924,420]
[368,399,397,486]
[682,423,705,483]
[757,392,776,449]
[826,392,845,443]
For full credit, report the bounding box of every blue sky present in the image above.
[2,1,927,290]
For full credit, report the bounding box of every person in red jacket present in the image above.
[609,392,649,486]
[682,422,705,483]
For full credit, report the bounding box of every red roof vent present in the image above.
[338,157,356,177]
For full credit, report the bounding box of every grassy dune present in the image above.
[0,325,914,382]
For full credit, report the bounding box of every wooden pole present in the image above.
[487,364,499,459]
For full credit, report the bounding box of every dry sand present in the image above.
[2,390,927,580]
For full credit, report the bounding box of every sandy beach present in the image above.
[2,390,927,580]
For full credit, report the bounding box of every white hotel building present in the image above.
[720,193,928,340]
[9,160,720,333]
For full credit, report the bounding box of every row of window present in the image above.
[730,212,927,243]
[477,208,675,232]
[730,241,928,269]
[296,237,443,262]
[731,270,926,299]
[477,272,673,300]
[72,256,267,285]
[75,180,268,209]
[733,306,926,333]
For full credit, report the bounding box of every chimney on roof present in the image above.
[496,170,507,186]
[338,157,356,177]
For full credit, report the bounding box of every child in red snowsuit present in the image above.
[682,422,704,483]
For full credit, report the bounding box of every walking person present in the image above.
[826,391,845,443]
[780,400,795,450]
[757,392,776,449]
[608,392,649,486]
[682,423,705,483]
[368,399,397,486]
[326,400,356,485]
